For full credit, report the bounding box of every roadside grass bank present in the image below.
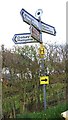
[16,102,67,120]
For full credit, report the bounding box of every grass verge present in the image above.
[16,102,67,120]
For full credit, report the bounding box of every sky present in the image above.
[0,0,66,48]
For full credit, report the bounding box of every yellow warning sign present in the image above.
[38,44,45,55]
[40,76,49,85]
[38,43,45,58]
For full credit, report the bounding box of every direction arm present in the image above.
[41,21,56,36]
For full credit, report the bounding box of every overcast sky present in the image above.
[0,0,66,48]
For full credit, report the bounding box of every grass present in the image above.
[16,102,67,120]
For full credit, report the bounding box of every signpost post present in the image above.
[36,11,47,110]
[12,8,56,111]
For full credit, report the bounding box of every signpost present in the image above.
[20,8,56,36]
[12,8,56,111]
[12,33,38,44]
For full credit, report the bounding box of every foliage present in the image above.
[1,43,66,118]
[16,102,67,119]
